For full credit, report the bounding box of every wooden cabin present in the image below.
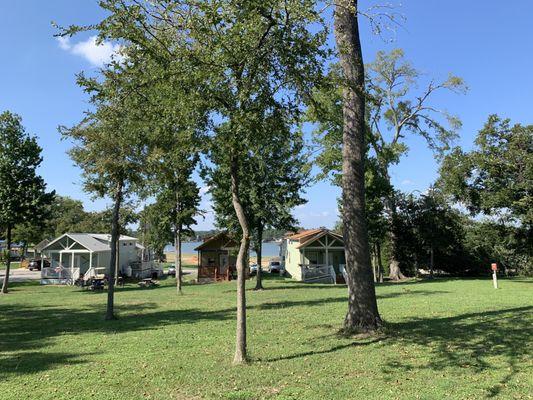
[280,229,346,284]
[195,232,239,282]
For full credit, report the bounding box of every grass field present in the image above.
[0,276,531,399]
[0,261,20,270]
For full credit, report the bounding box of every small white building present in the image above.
[281,229,346,284]
[39,233,143,284]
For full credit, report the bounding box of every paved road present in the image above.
[0,267,197,283]
[0,268,40,282]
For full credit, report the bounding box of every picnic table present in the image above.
[138,278,159,288]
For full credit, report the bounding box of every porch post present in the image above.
[59,252,63,267]
[71,251,75,279]
[325,244,329,268]
[89,252,93,270]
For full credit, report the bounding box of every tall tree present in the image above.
[60,69,147,319]
[333,0,382,332]
[0,111,54,294]
[365,49,466,280]
[310,49,466,280]
[439,115,532,274]
[307,66,391,284]
[62,0,326,363]
[143,68,205,294]
[439,115,532,228]
[206,115,309,290]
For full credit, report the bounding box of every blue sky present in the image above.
[1,1,532,230]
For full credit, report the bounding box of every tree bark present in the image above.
[376,241,384,283]
[175,224,183,294]
[371,244,378,283]
[106,180,123,320]
[429,245,434,279]
[388,199,406,281]
[231,155,249,364]
[254,223,264,290]
[115,239,120,286]
[1,224,12,294]
[334,0,382,333]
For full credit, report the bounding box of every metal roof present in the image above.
[41,233,139,253]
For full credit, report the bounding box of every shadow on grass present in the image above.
[258,337,384,362]
[263,304,532,398]
[0,301,235,377]
[0,351,97,379]
[384,306,533,398]
[249,290,450,310]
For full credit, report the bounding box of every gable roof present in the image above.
[91,234,138,242]
[286,228,344,249]
[195,232,239,251]
[286,229,324,241]
[41,233,139,253]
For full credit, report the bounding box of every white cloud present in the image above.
[57,35,123,67]
[309,211,331,218]
[57,36,71,51]
[401,179,415,186]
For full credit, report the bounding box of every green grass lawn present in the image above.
[0,261,20,271]
[0,277,531,400]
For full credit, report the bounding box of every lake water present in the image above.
[164,241,281,257]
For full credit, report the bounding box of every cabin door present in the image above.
[219,253,229,275]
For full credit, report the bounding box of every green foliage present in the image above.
[392,190,471,275]
[205,119,310,250]
[0,111,54,238]
[438,115,532,275]
[138,200,174,261]
[439,115,533,227]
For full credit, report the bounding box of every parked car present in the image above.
[28,259,50,271]
[249,264,259,275]
[268,260,282,273]
[168,265,176,276]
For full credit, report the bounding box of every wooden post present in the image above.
[71,251,75,283]
[492,263,498,289]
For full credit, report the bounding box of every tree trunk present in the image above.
[388,199,406,281]
[334,0,382,333]
[429,245,434,279]
[115,239,120,286]
[1,225,12,294]
[376,241,384,283]
[106,181,123,320]
[231,155,249,364]
[175,225,183,294]
[371,244,378,283]
[254,223,264,290]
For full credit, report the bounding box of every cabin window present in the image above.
[208,258,216,266]
[306,251,323,265]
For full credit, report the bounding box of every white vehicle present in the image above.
[249,264,259,275]
[268,260,282,273]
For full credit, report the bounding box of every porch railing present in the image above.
[300,264,336,284]
[198,266,235,281]
[41,267,80,285]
